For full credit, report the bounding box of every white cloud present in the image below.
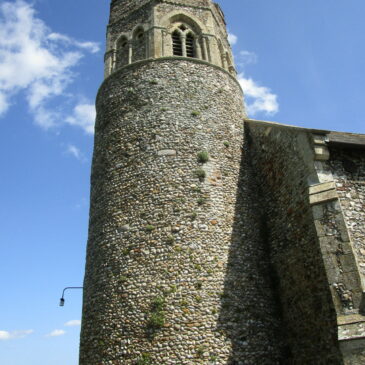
[66,103,96,134]
[66,144,83,161]
[46,329,66,337]
[0,0,99,131]
[237,50,258,66]
[238,73,279,116]
[227,32,279,117]
[64,320,81,327]
[228,32,238,46]
[0,329,33,340]
[48,33,100,54]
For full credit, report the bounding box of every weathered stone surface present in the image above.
[80,57,286,365]
[80,1,365,364]
[330,147,365,283]
[246,121,344,364]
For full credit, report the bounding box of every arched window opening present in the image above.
[132,27,147,62]
[172,31,183,56]
[116,36,129,69]
[217,39,226,69]
[186,33,195,58]
[226,52,235,74]
[136,30,144,43]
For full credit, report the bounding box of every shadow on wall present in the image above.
[217,136,289,365]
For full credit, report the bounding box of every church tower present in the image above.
[80,1,285,363]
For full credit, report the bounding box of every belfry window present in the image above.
[186,33,195,58]
[132,27,147,62]
[171,25,198,58]
[116,36,129,69]
[172,30,183,56]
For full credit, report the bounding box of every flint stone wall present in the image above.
[79,59,285,364]
[247,123,343,364]
[330,147,365,282]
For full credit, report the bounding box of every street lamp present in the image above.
[59,287,83,307]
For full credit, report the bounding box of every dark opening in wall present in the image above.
[172,31,183,56]
[186,33,195,58]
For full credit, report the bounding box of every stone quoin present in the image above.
[80,1,365,364]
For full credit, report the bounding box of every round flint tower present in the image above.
[80,1,284,364]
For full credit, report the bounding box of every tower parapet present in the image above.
[104,0,235,78]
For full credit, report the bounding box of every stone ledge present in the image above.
[338,314,365,326]
[309,181,336,195]
[309,188,338,205]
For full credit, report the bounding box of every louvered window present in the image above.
[172,31,183,56]
[186,33,195,58]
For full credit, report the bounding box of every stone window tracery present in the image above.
[171,23,198,58]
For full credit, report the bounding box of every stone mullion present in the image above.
[195,37,202,59]
[128,41,132,64]
[181,34,186,57]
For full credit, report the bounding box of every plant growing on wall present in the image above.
[197,151,209,163]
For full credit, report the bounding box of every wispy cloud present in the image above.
[46,329,66,337]
[64,320,81,327]
[237,50,258,67]
[0,0,99,132]
[228,32,238,46]
[228,32,279,117]
[238,73,279,116]
[66,144,84,161]
[66,103,95,135]
[0,329,33,340]
[48,33,100,54]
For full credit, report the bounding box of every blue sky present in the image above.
[0,1,364,364]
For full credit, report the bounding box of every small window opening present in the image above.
[172,31,183,56]
[186,33,195,58]
[120,40,128,48]
[135,30,144,43]
[179,24,187,31]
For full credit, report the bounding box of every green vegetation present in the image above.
[191,110,200,117]
[197,197,206,206]
[136,353,152,365]
[194,168,206,181]
[197,151,209,163]
[189,212,197,220]
[223,141,230,148]
[122,246,132,256]
[119,275,128,283]
[180,299,189,307]
[166,235,175,245]
[149,80,158,85]
[145,224,156,232]
[147,296,165,331]
[195,295,202,303]
[196,345,205,358]
[194,281,203,290]
[210,354,218,362]
[194,263,202,271]
[191,186,202,193]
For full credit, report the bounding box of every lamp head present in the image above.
[59,298,65,307]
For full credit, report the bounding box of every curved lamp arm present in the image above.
[59,287,83,306]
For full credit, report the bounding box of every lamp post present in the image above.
[59,287,83,306]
